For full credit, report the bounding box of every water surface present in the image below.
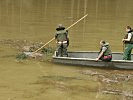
[0,0,133,100]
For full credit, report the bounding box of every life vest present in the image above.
[55,30,68,42]
[100,43,112,56]
[124,31,133,44]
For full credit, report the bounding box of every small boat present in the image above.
[52,51,133,69]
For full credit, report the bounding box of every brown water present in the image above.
[0,0,133,100]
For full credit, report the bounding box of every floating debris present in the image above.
[41,47,55,54]
[80,70,104,76]
[80,70,133,84]
[16,52,28,60]
[102,89,122,95]
[24,52,43,58]
[40,75,82,81]
[16,46,55,60]
[102,89,133,98]
[102,78,118,83]
[0,39,55,60]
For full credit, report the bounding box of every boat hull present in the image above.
[52,51,133,69]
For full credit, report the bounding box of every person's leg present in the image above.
[123,44,132,60]
[103,58,112,62]
[127,46,132,60]
[62,44,68,57]
[130,44,133,60]
[102,56,112,62]
[56,44,62,57]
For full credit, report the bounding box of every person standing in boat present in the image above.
[96,40,112,61]
[55,24,69,57]
[122,26,133,60]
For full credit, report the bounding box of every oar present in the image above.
[29,14,88,55]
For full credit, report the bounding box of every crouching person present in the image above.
[55,24,69,57]
[96,40,112,61]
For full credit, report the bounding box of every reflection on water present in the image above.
[0,0,133,100]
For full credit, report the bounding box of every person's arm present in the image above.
[66,30,68,36]
[122,33,132,42]
[55,32,58,39]
[96,51,104,61]
[55,32,58,44]
[96,47,107,61]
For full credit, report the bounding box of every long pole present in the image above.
[32,14,88,54]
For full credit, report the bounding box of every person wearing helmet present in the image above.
[55,24,69,57]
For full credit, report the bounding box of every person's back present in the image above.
[56,30,68,42]
[55,24,69,57]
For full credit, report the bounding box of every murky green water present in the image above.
[0,0,133,100]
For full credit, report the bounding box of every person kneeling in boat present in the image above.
[55,24,69,57]
[96,40,112,61]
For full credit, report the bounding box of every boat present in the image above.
[52,51,133,69]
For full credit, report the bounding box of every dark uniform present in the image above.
[123,30,133,60]
[99,43,112,61]
[55,24,69,57]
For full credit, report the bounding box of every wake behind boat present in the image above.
[52,51,133,69]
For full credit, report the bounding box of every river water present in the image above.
[0,0,133,100]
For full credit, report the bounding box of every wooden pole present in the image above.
[32,14,88,54]
[66,14,88,30]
